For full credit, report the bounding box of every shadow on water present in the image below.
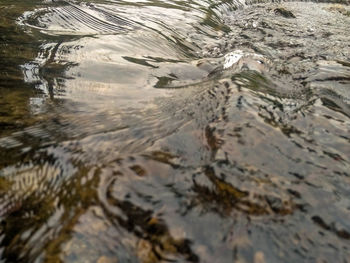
[0,0,350,262]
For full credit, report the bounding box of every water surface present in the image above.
[0,0,350,262]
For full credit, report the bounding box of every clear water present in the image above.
[0,0,349,262]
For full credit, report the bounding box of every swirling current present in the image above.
[0,0,350,262]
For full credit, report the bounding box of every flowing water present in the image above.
[0,0,350,262]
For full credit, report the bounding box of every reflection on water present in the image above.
[0,0,350,262]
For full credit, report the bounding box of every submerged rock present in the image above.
[325,4,350,16]
[0,1,350,263]
[274,7,296,18]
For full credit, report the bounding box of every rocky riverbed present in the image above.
[0,0,349,262]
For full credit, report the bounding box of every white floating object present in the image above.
[223,50,244,69]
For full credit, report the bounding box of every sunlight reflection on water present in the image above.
[0,0,349,262]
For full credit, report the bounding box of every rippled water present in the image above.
[0,0,350,262]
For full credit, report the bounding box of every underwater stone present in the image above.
[274,7,296,18]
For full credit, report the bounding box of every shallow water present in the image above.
[0,0,350,262]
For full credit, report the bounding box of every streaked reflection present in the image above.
[0,0,349,262]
